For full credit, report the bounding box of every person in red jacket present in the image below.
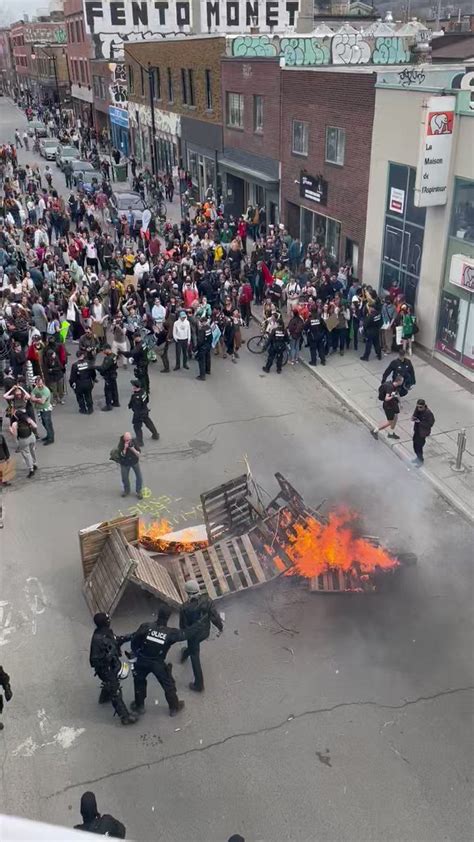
[238,280,253,327]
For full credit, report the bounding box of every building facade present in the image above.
[280,67,376,275]
[125,36,225,189]
[221,56,281,224]
[363,65,474,378]
[10,16,68,107]
[0,28,15,96]
[64,0,93,125]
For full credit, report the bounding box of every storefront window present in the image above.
[450,180,474,242]
[300,207,341,259]
[380,163,426,305]
[436,178,474,371]
[204,157,215,195]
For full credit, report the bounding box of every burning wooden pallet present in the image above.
[79,474,412,616]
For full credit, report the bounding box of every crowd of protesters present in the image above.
[0,99,432,489]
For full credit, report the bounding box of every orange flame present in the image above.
[139,519,208,554]
[282,509,399,579]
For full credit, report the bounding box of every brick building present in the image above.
[221,56,281,225]
[125,36,224,192]
[64,0,93,126]
[280,67,376,276]
[0,28,15,96]
[10,16,68,107]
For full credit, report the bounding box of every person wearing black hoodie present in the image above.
[74,791,126,837]
[381,349,415,396]
[412,399,435,466]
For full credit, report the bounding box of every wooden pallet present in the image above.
[167,530,273,601]
[83,528,136,616]
[79,515,139,579]
[309,569,366,593]
[128,544,184,607]
[200,474,254,543]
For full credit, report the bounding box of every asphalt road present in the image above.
[0,97,473,842]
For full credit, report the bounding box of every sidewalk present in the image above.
[252,304,474,522]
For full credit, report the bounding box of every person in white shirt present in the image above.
[133,254,149,286]
[37,195,46,221]
[34,225,49,249]
[172,310,191,370]
[151,298,166,326]
[85,238,99,272]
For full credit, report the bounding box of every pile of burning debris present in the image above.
[80,473,417,617]
[139,474,415,596]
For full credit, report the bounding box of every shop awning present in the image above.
[218,149,279,189]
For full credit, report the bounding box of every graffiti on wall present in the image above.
[128,102,182,137]
[378,65,474,113]
[109,62,128,107]
[230,33,412,66]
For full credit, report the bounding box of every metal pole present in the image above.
[452,429,466,472]
[148,65,157,177]
[52,54,60,107]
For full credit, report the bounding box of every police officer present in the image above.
[0,665,12,730]
[128,380,159,447]
[129,335,150,398]
[262,316,289,374]
[195,316,213,381]
[360,306,382,361]
[74,791,126,837]
[304,307,328,366]
[98,344,119,411]
[89,613,137,726]
[69,349,96,414]
[130,604,195,717]
[179,580,223,693]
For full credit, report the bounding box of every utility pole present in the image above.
[148,63,157,177]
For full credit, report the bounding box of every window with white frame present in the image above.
[325,126,345,165]
[254,95,263,133]
[227,92,244,129]
[292,120,308,156]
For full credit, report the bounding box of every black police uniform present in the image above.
[98,354,119,409]
[69,358,96,414]
[195,323,213,380]
[0,666,12,730]
[304,315,328,366]
[130,344,150,398]
[361,312,382,360]
[263,326,288,373]
[75,813,126,837]
[89,626,132,722]
[180,595,223,691]
[128,388,159,446]
[130,621,192,713]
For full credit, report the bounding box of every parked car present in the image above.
[109,191,145,227]
[71,161,102,189]
[39,138,59,160]
[55,145,81,169]
[27,120,48,137]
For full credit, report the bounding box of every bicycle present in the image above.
[247,333,289,367]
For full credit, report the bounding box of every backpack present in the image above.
[378,384,387,402]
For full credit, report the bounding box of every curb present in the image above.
[251,314,474,525]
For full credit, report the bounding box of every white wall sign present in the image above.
[389,187,405,214]
[84,1,300,58]
[449,253,474,293]
[414,95,456,208]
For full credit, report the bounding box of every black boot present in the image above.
[131,701,145,714]
[189,682,204,693]
[169,700,185,717]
